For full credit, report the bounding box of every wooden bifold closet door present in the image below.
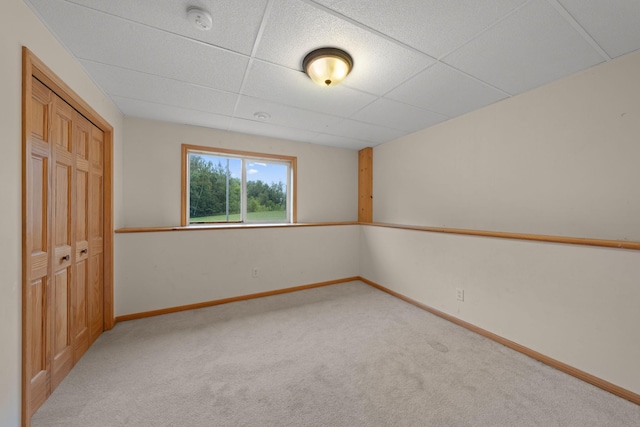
[24,76,105,419]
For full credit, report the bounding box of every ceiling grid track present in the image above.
[545,0,611,61]
[229,0,277,130]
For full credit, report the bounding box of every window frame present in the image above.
[181,144,297,226]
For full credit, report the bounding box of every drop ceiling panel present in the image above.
[80,61,238,116]
[24,0,640,150]
[310,134,370,150]
[386,63,509,117]
[254,0,434,95]
[29,0,248,92]
[242,60,377,117]
[351,98,449,133]
[443,0,605,94]
[324,119,407,144]
[558,0,640,58]
[113,97,232,130]
[314,0,529,58]
[228,118,320,143]
[235,96,343,133]
[65,0,269,55]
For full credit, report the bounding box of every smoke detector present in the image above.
[254,112,271,121]
[187,7,213,31]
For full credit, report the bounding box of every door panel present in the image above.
[24,77,53,417]
[54,164,70,248]
[50,95,75,390]
[89,253,104,342]
[29,78,49,142]
[29,154,49,281]
[73,259,89,357]
[30,156,46,253]
[51,269,73,389]
[73,114,91,361]
[26,277,49,413]
[28,278,45,377]
[89,126,104,343]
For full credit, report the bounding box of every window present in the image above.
[181,144,296,225]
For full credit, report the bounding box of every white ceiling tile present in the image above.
[25,0,640,150]
[29,0,248,92]
[81,61,238,116]
[64,0,268,55]
[242,60,377,117]
[235,96,343,133]
[113,96,232,130]
[228,118,319,143]
[324,119,407,144]
[254,0,434,95]
[386,63,509,117]
[314,0,529,58]
[558,0,640,58]
[443,0,605,94]
[310,134,370,150]
[351,98,449,133]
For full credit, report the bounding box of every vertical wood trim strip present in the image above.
[180,145,187,226]
[358,147,373,222]
[103,127,114,330]
[291,156,298,223]
[21,45,33,427]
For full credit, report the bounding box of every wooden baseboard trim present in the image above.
[358,276,640,406]
[114,275,639,404]
[115,276,360,322]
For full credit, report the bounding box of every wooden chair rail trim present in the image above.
[116,220,639,250]
[364,222,640,251]
[115,277,360,322]
[359,277,640,406]
[115,221,359,233]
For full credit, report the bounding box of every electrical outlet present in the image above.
[251,268,259,278]
[456,288,464,302]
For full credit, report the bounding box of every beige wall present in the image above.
[115,226,360,316]
[367,51,640,395]
[374,51,640,241]
[0,1,123,425]
[122,117,358,227]
[360,225,640,394]
[116,118,359,317]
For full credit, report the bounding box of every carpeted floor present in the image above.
[32,281,639,426]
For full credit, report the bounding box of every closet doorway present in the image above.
[21,47,114,426]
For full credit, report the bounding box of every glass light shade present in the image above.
[303,48,353,87]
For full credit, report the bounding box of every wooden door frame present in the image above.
[21,47,114,426]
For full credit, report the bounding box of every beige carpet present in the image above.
[33,281,639,426]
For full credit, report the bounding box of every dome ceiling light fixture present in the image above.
[302,47,353,87]
[187,7,213,31]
